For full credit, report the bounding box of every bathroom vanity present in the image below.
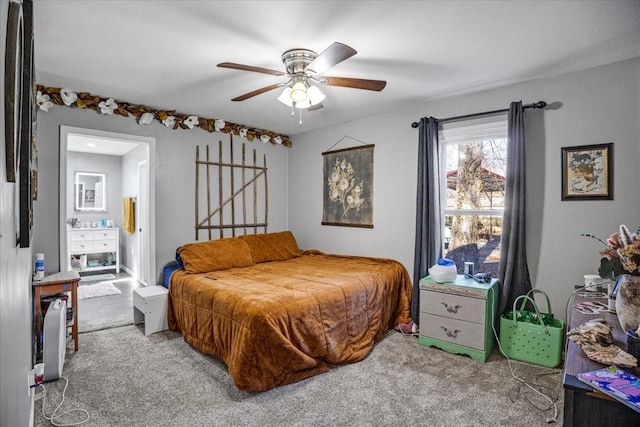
[66,227,120,273]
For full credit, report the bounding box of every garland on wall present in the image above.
[35,85,292,147]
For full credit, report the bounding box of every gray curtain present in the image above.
[498,101,532,314]
[412,117,441,324]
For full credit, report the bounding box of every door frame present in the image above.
[137,159,151,285]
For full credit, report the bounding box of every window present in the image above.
[439,116,507,277]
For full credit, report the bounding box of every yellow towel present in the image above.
[123,197,135,234]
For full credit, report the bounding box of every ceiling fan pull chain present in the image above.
[299,108,303,126]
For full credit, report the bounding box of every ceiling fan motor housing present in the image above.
[281,49,318,76]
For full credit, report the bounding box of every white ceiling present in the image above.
[34,1,640,138]
[67,133,139,156]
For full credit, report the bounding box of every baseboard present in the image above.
[29,390,34,427]
[121,265,133,276]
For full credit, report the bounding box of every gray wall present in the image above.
[288,58,640,321]
[66,152,123,225]
[0,1,35,425]
[34,103,290,283]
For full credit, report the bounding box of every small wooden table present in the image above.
[33,271,80,356]
[563,291,640,426]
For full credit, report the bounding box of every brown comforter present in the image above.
[168,252,412,391]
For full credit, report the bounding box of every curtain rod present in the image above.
[410,101,547,128]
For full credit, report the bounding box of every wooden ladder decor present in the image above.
[195,136,268,240]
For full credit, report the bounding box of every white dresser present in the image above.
[67,228,120,273]
[418,275,498,362]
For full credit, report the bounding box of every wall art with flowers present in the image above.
[322,144,374,228]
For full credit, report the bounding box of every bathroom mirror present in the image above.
[74,172,107,211]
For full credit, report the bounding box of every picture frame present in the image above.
[322,144,374,228]
[561,143,613,201]
[4,1,23,183]
[31,136,38,200]
[18,0,35,247]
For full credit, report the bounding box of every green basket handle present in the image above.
[511,295,549,333]
[520,288,552,315]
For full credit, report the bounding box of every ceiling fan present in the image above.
[217,42,386,114]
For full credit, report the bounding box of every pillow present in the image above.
[239,231,302,263]
[177,238,255,273]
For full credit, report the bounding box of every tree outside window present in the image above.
[441,122,507,277]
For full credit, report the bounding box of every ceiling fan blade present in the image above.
[324,76,387,91]
[231,84,283,101]
[308,103,324,111]
[305,42,357,75]
[218,62,285,77]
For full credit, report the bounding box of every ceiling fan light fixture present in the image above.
[294,99,312,109]
[290,81,308,103]
[277,87,293,107]
[307,85,325,106]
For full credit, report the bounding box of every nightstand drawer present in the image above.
[421,289,486,323]
[420,313,486,350]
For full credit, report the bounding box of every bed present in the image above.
[167,231,412,391]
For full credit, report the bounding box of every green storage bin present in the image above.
[499,291,565,368]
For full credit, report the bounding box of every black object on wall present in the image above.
[18,0,35,248]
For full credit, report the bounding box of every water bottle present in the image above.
[35,253,45,280]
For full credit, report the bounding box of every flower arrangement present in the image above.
[582,225,640,279]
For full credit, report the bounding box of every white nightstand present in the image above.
[418,275,499,362]
[133,285,169,336]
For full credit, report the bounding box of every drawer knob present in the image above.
[441,326,461,338]
[441,302,462,313]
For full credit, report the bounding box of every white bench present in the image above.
[133,285,169,336]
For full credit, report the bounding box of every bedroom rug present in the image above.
[35,328,563,427]
[79,273,116,282]
[77,282,122,300]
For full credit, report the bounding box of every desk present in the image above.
[563,292,640,426]
[33,271,80,356]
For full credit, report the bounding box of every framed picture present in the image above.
[31,136,38,200]
[18,0,35,248]
[4,1,22,182]
[322,144,374,228]
[561,143,613,201]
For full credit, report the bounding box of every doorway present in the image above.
[59,126,156,284]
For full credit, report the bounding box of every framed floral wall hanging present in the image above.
[561,143,613,201]
[322,144,374,228]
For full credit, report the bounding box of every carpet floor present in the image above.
[34,327,563,426]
